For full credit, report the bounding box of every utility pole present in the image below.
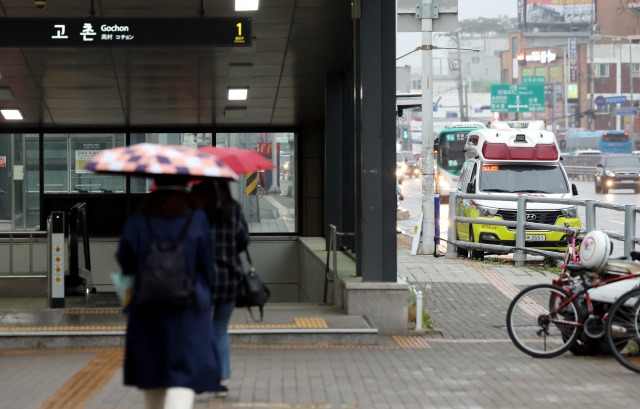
[455,30,465,121]
[397,0,459,256]
[563,42,568,131]
[419,0,436,255]
[589,15,596,131]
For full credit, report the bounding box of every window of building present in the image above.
[595,63,610,78]
[502,69,510,83]
[522,68,533,77]
[632,63,640,77]
[549,66,561,82]
[1,132,297,234]
[535,67,546,77]
[511,37,518,59]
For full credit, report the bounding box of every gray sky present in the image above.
[397,0,517,69]
[458,0,517,20]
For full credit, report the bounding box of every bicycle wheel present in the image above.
[605,287,640,374]
[506,284,581,358]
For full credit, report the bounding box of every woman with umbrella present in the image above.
[85,144,238,408]
[192,179,249,398]
[192,145,273,398]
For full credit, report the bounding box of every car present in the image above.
[594,154,640,194]
[399,150,421,178]
[632,150,640,158]
[396,152,405,184]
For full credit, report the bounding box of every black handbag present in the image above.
[236,249,270,321]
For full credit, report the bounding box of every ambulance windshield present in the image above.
[479,164,569,194]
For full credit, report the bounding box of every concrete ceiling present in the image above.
[0,0,353,129]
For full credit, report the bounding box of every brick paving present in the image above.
[2,250,640,408]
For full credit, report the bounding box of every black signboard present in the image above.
[0,18,251,46]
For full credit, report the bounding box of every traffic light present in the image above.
[402,129,409,139]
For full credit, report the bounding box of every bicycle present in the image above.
[605,284,640,373]
[506,231,640,358]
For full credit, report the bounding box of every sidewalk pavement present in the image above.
[1,249,639,408]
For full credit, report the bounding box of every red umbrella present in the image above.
[198,146,275,175]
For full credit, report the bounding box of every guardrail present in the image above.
[0,231,48,276]
[562,165,595,181]
[445,191,640,267]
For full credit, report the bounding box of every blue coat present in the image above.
[116,209,221,391]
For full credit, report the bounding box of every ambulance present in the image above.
[455,121,581,259]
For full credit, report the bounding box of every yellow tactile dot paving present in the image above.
[391,335,431,349]
[60,309,122,315]
[37,348,123,409]
[293,317,328,328]
[0,325,126,332]
[232,344,393,349]
[230,324,298,329]
[230,317,328,329]
[204,404,358,408]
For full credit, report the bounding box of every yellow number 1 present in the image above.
[236,23,242,36]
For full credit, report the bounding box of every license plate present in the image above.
[619,180,635,183]
[525,234,545,242]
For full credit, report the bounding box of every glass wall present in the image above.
[0,131,296,234]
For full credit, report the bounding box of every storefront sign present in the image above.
[524,50,557,64]
[0,18,251,46]
[569,37,578,82]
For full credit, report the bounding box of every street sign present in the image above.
[605,95,627,105]
[613,108,639,116]
[522,76,545,84]
[397,0,459,33]
[490,84,545,113]
[594,95,605,107]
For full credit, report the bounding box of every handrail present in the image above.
[446,191,640,266]
[0,231,48,276]
[324,224,356,303]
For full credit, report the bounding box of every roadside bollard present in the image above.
[434,193,440,245]
[415,290,423,330]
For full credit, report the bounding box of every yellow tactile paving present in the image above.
[230,317,328,329]
[292,317,328,328]
[60,309,122,315]
[391,336,431,349]
[232,344,394,349]
[229,324,298,329]
[0,325,126,332]
[37,348,123,409]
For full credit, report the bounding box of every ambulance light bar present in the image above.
[482,142,559,161]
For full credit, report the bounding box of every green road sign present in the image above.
[491,84,545,113]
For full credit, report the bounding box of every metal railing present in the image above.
[0,230,48,276]
[324,224,355,303]
[446,191,640,267]
[562,165,596,180]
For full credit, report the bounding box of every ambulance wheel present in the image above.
[469,227,484,261]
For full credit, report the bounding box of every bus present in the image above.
[434,122,486,202]
[563,130,632,154]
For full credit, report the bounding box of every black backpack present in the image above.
[135,212,195,312]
